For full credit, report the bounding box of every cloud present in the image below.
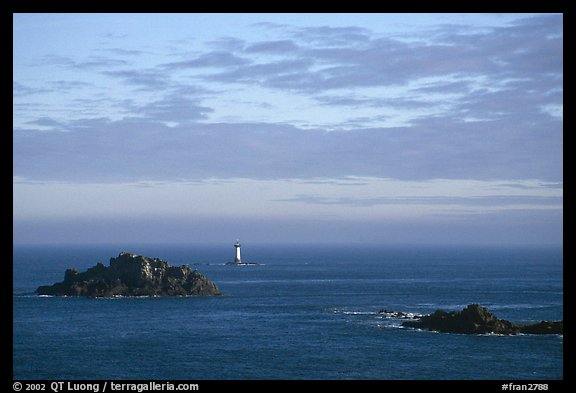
[245,40,299,53]
[48,80,94,91]
[314,95,433,109]
[496,181,564,191]
[13,82,51,96]
[207,58,313,83]
[162,51,251,69]
[251,22,291,30]
[42,54,130,70]
[20,14,561,128]
[14,177,562,224]
[13,115,563,182]
[207,37,246,51]
[286,178,371,187]
[276,194,563,208]
[76,56,131,69]
[451,86,564,123]
[40,54,77,68]
[292,25,372,46]
[102,48,147,57]
[25,14,562,101]
[135,95,213,123]
[411,80,474,95]
[434,15,563,77]
[190,14,562,98]
[99,32,129,40]
[103,69,171,89]
[13,14,562,185]
[24,117,69,130]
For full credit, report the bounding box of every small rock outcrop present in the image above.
[518,320,563,335]
[402,304,562,335]
[36,252,221,297]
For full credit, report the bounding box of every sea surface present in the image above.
[13,244,563,380]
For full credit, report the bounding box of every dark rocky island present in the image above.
[401,304,562,335]
[36,252,221,297]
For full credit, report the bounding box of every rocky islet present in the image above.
[400,304,562,335]
[36,252,221,297]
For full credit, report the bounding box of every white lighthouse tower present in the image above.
[234,240,242,264]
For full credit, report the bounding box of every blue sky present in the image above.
[13,13,563,245]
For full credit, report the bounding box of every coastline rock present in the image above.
[402,304,562,335]
[519,320,563,335]
[36,252,221,297]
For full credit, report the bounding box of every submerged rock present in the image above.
[36,252,221,297]
[402,304,562,335]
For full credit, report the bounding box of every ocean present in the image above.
[12,244,563,380]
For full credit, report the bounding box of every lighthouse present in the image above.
[234,240,242,264]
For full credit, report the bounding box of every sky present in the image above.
[13,13,563,245]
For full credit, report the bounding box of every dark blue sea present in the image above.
[13,244,563,380]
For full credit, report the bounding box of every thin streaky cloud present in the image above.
[162,52,251,69]
[275,194,563,208]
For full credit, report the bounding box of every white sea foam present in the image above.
[342,311,377,315]
[375,321,406,329]
[378,311,423,319]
